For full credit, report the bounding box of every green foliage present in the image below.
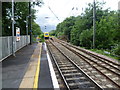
[2,2,12,36]
[49,30,56,36]
[54,1,120,57]
[70,27,80,46]
[39,34,45,42]
[96,13,117,49]
[32,21,42,35]
[90,49,119,60]
[79,29,93,48]
[14,2,30,35]
[113,43,120,56]
[56,16,76,40]
[57,32,64,37]
[2,1,44,36]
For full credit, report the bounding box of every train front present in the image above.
[44,32,49,39]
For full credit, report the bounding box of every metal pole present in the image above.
[26,16,28,45]
[93,0,96,49]
[12,0,15,56]
[29,2,32,45]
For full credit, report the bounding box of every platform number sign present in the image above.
[16,27,20,41]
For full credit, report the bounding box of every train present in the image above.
[44,32,49,39]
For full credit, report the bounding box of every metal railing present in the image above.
[0,35,30,61]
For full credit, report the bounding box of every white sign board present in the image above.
[16,27,20,41]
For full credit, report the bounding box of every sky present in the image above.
[34,0,120,32]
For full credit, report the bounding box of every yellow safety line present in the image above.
[33,43,42,89]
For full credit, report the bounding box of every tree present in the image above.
[2,1,44,36]
[14,2,29,35]
[96,11,117,49]
[79,29,93,48]
[2,2,12,36]
[55,16,76,41]
[32,21,42,36]
[54,1,120,56]
[49,30,56,36]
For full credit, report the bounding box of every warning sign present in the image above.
[16,27,20,41]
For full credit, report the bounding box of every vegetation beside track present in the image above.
[89,49,120,61]
[51,1,120,57]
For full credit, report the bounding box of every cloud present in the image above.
[40,24,56,32]
[34,4,61,32]
[34,0,119,32]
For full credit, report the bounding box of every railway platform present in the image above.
[2,42,59,89]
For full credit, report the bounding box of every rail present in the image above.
[55,39,120,88]
[47,40,103,89]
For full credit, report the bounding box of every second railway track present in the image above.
[46,40,103,90]
[55,39,120,88]
[47,38,120,89]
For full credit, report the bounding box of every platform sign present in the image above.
[16,27,20,41]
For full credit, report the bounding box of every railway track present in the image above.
[58,39,120,66]
[46,40,103,90]
[49,38,120,89]
[55,39,120,87]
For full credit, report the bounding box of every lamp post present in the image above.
[26,16,29,45]
[12,0,15,56]
[29,2,32,45]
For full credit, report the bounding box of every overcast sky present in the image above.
[34,0,119,32]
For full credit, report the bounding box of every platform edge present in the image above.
[33,43,42,89]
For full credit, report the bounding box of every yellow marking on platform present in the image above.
[33,43,42,89]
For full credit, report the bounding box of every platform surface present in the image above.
[2,42,59,89]
[2,43,39,88]
[38,43,53,88]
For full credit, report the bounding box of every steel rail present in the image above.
[46,41,70,90]
[48,40,103,90]
[58,42,120,76]
[66,42,120,68]
[59,39,120,66]
[57,40,120,88]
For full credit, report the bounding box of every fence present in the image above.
[0,35,30,61]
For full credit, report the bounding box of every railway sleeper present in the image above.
[59,64,73,67]
[68,82,95,89]
[57,61,70,64]
[64,73,82,77]
[60,67,75,70]
[62,70,78,74]
[66,77,88,82]
[62,69,78,73]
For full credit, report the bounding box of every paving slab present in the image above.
[19,43,42,88]
[2,43,39,88]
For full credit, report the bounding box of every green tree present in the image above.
[49,30,56,36]
[54,1,120,56]
[55,16,76,41]
[79,29,93,48]
[2,2,12,36]
[96,12,117,49]
[2,1,44,36]
[32,21,42,36]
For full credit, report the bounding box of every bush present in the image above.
[113,43,120,56]
[79,29,93,48]
[39,34,45,42]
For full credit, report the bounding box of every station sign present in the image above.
[16,27,20,41]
